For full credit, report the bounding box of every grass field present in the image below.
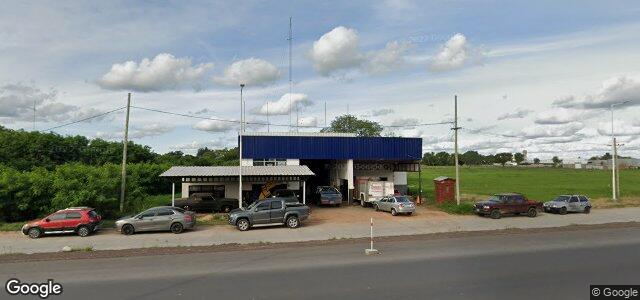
[407,166,640,212]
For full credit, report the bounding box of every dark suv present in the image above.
[21,207,102,238]
[474,193,542,219]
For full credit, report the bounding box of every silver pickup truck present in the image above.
[227,198,310,231]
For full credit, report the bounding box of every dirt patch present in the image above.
[591,197,640,209]
[307,204,451,225]
[2,221,638,264]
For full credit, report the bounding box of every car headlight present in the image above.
[482,205,490,210]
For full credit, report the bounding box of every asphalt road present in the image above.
[2,225,640,300]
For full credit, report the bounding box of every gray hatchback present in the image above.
[116,206,196,235]
[543,195,592,214]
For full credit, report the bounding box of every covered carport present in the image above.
[160,165,315,207]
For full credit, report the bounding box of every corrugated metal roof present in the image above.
[160,165,315,177]
[242,135,422,160]
[243,131,357,137]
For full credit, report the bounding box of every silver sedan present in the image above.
[115,206,196,235]
[543,195,592,214]
[374,196,416,216]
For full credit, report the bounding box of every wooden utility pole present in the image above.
[453,95,461,205]
[238,84,245,209]
[119,93,131,212]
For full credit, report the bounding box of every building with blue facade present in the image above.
[161,132,422,206]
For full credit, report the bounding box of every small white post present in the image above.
[171,182,175,207]
[365,217,379,255]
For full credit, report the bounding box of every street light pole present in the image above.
[239,84,245,209]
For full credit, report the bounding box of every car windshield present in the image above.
[320,187,339,194]
[553,196,570,202]
[487,196,500,202]
[172,207,185,213]
[395,196,411,202]
[247,201,262,209]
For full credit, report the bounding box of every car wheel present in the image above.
[374,204,379,211]
[391,208,398,216]
[27,227,42,239]
[490,209,501,219]
[584,206,591,214]
[236,218,250,231]
[286,216,300,228]
[77,225,90,237]
[170,222,184,234]
[559,207,567,215]
[407,212,413,216]
[121,224,135,235]
[527,207,538,218]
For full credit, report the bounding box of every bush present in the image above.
[0,163,171,222]
[436,201,475,215]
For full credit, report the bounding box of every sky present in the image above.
[1,0,640,161]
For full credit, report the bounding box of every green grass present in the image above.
[0,222,24,231]
[408,166,640,209]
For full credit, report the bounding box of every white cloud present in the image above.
[521,122,585,139]
[309,26,365,76]
[497,108,533,121]
[193,119,236,132]
[97,53,213,92]
[96,123,174,139]
[534,108,596,124]
[428,33,483,72]
[370,108,394,116]
[213,58,280,86]
[255,93,312,115]
[552,76,640,109]
[390,118,420,128]
[596,121,640,136]
[365,41,411,74]
[0,83,57,117]
[297,116,318,127]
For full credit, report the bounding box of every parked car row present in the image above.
[474,193,592,219]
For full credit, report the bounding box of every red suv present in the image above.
[21,207,102,238]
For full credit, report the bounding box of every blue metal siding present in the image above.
[242,136,422,160]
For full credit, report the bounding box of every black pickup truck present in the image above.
[170,193,239,213]
[227,198,310,231]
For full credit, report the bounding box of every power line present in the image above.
[41,106,126,132]
[131,105,453,129]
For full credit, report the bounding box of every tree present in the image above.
[321,115,383,137]
[514,152,525,164]
[552,156,563,167]
[533,158,540,164]
[494,152,513,166]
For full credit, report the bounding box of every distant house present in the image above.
[586,158,640,170]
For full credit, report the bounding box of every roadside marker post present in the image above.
[365,218,379,255]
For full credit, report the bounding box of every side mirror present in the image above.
[45,218,50,222]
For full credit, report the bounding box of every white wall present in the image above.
[393,172,407,185]
[241,159,253,166]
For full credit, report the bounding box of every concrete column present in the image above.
[171,182,175,207]
[302,180,306,204]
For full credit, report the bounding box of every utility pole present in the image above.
[288,16,293,132]
[609,100,629,201]
[238,84,245,209]
[614,138,619,199]
[324,101,327,128]
[33,99,36,131]
[453,95,461,205]
[119,93,131,212]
